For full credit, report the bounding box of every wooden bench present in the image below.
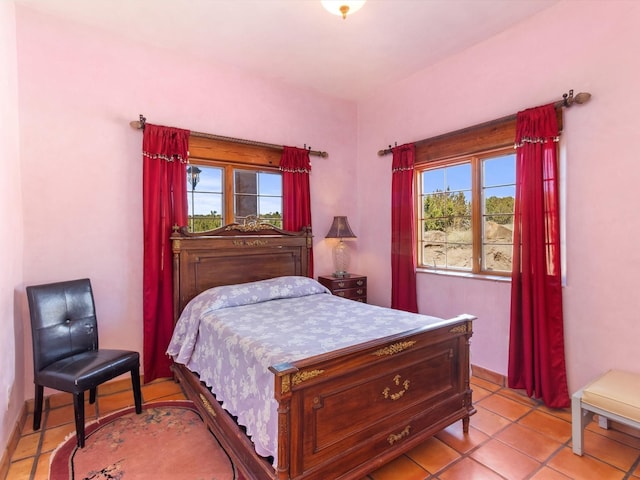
[572,370,640,455]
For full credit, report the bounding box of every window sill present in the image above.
[416,268,511,283]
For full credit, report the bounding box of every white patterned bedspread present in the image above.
[166,276,453,462]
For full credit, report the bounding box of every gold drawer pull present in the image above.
[356,289,364,295]
[338,281,346,288]
[337,292,345,297]
[382,374,410,401]
[388,425,411,445]
[356,280,364,286]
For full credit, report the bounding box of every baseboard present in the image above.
[471,364,506,387]
[0,401,28,480]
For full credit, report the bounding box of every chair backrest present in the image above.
[27,278,99,373]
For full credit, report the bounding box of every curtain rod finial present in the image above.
[562,90,591,107]
[129,114,146,130]
[129,115,146,130]
[573,92,591,105]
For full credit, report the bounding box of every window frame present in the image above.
[413,108,563,278]
[416,145,516,276]
[187,136,283,231]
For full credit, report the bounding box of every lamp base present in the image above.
[332,240,351,279]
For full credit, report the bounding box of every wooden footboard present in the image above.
[173,314,475,480]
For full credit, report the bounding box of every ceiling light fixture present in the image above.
[321,1,366,20]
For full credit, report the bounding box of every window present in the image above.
[186,162,283,232]
[413,109,562,277]
[418,148,515,275]
[186,136,283,233]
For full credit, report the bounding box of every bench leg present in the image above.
[572,391,592,456]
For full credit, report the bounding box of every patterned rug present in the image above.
[49,401,239,479]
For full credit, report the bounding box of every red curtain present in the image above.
[142,125,189,382]
[280,146,314,278]
[391,144,418,313]
[508,104,569,408]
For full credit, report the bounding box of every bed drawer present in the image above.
[292,335,468,474]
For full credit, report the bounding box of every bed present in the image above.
[168,221,476,480]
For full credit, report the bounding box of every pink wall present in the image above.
[14,5,358,404]
[5,1,640,454]
[0,1,25,456]
[357,0,640,392]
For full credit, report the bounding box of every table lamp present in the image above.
[325,216,357,277]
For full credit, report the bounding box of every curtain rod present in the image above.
[129,115,328,158]
[377,89,592,156]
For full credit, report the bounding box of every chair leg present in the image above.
[89,387,97,404]
[33,385,44,430]
[73,391,86,448]
[131,367,143,414]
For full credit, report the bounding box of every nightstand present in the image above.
[318,275,367,303]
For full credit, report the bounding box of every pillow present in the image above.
[200,276,331,314]
[168,276,330,365]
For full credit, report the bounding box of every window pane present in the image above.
[235,194,257,219]
[484,154,515,187]
[481,153,515,273]
[259,196,281,215]
[444,221,473,269]
[483,241,513,272]
[234,169,282,225]
[235,170,257,194]
[187,165,224,232]
[445,163,471,191]
[259,172,282,196]
[422,163,471,193]
[422,242,447,269]
[259,197,282,227]
[190,192,223,216]
[187,165,223,193]
[423,169,445,194]
[420,164,472,271]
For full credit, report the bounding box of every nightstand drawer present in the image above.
[334,286,366,299]
[331,277,366,290]
[318,275,367,303]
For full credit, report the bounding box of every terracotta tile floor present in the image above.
[5,376,640,479]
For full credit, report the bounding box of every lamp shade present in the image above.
[325,216,357,239]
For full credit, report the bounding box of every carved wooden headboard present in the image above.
[170,222,312,322]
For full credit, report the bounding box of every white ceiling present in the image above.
[14,0,559,101]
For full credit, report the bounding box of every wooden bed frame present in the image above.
[170,221,476,480]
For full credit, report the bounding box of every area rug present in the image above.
[49,400,241,479]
